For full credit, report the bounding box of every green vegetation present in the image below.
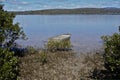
[1,3,120,79]
[12,8,120,15]
[0,5,26,80]
[26,46,37,55]
[102,33,120,74]
[0,5,26,48]
[0,48,18,80]
[90,32,120,79]
[39,50,47,65]
[46,40,72,52]
[15,26,120,79]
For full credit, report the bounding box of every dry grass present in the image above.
[18,50,104,80]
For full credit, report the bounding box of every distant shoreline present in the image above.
[10,8,120,15]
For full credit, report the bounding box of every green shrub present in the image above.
[101,33,120,73]
[0,5,26,48]
[46,40,71,52]
[26,46,37,55]
[0,48,18,80]
[40,50,47,65]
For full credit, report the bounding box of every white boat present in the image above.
[49,34,71,42]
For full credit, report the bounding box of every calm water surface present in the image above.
[14,15,120,53]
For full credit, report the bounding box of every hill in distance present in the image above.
[11,8,120,15]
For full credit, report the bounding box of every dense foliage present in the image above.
[102,33,120,73]
[0,5,26,48]
[47,40,71,52]
[0,5,25,80]
[0,48,18,80]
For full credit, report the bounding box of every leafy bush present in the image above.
[101,33,120,73]
[0,48,18,80]
[0,5,25,80]
[26,46,37,55]
[0,5,26,48]
[46,40,71,52]
[40,50,47,65]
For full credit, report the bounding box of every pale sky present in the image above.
[1,0,120,11]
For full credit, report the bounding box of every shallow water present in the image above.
[14,15,120,53]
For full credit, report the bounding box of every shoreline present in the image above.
[11,8,120,15]
[18,49,104,79]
